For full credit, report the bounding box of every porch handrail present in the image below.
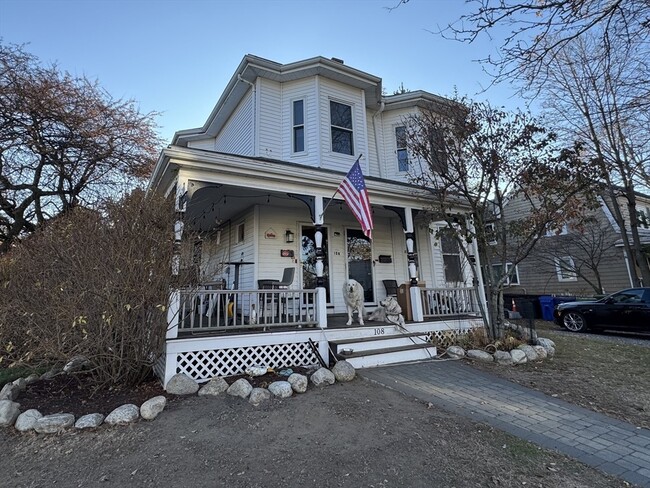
[177,287,318,333]
[421,287,481,318]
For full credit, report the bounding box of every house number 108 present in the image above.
[374,328,385,335]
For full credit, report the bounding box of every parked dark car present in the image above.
[553,288,650,333]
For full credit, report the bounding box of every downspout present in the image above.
[237,74,256,157]
[372,99,386,178]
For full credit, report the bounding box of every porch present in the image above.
[157,285,483,386]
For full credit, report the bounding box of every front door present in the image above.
[300,225,330,302]
[346,228,374,302]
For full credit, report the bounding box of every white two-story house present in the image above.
[149,55,484,386]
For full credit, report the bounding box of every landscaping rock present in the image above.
[533,345,548,360]
[494,351,513,365]
[75,413,105,429]
[288,373,308,393]
[198,377,229,397]
[105,404,140,425]
[12,377,27,390]
[15,409,42,432]
[536,337,556,350]
[0,383,20,401]
[544,346,556,358]
[227,378,253,399]
[446,346,466,358]
[310,368,335,387]
[140,396,167,420]
[467,350,494,362]
[510,349,528,364]
[165,373,199,395]
[517,345,539,361]
[25,374,40,385]
[0,400,21,427]
[63,356,90,373]
[268,381,293,398]
[332,360,356,382]
[249,388,272,406]
[34,413,75,434]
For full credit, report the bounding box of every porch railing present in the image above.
[177,288,318,333]
[421,287,481,319]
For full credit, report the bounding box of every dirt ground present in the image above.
[1,377,628,488]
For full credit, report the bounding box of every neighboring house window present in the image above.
[293,100,305,153]
[395,126,408,172]
[429,127,447,174]
[441,234,463,283]
[492,263,519,285]
[485,223,498,245]
[236,223,245,243]
[555,256,577,281]
[636,207,650,229]
[330,101,353,155]
[545,223,568,237]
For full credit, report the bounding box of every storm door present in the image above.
[300,226,330,302]
[346,228,374,302]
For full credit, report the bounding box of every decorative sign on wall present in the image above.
[280,249,295,258]
[265,228,277,239]
[378,255,392,263]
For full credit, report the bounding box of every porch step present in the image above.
[333,343,437,369]
[329,332,437,369]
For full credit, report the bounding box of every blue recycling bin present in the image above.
[539,296,555,321]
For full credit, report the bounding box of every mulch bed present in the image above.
[16,366,312,417]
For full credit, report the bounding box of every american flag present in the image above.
[336,159,374,239]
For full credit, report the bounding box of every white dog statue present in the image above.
[342,278,366,326]
[368,296,406,327]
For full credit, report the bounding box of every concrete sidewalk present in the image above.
[360,360,650,487]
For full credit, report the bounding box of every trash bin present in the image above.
[539,296,555,321]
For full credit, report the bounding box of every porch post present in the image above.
[168,176,188,336]
[468,217,489,325]
[314,196,328,328]
[405,207,424,322]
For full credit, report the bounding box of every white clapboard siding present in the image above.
[258,78,282,160]
[280,78,319,165]
[187,139,216,151]
[215,89,254,156]
[366,108,381,178]
[379,107,419,184]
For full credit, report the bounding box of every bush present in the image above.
[0,190,192,387]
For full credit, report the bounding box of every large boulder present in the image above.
[15,409,42,432]
[446,346,466,358]
[75,413,105,429]
[288,373,308,393]
[34,413,75,434]
[467,350,494,362]
[0,400,21,427]
[494,351,513,365]
[198,377,229,397]
[310,368,335,387]
[510,349,528,365]
[533,346,548,360]
[332,360,356,382]
[268,381,293,398]
[140,396,167,420]
[105,404,140,425]
[517,345,539,362]
[165,374,199,395]
[249,388,272,406]
[227,378,253,399]
[536,338,556,357]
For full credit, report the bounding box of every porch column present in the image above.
[314,196,328,328]
[468,217,489,326]
[404,208,424,322]
[168,176,188,339]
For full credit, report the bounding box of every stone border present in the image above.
[0,360,358,434]
[444,337,556,365]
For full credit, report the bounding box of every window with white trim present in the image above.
[292,99,305,153]
[429,127,447,174]
[441,234,463,283]
[636,206,650,229]
[485,223,498,245]
[236,223,245,243]
[492,263,519,285]
[330,101,353,155]
[555,256,577,281]
[395,126,408,172]
[545,223,568,237]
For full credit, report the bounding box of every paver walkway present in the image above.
[360,360,650,487]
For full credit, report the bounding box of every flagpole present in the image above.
[319,154,362,219]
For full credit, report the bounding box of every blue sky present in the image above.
[1,0,524,143]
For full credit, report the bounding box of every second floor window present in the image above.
[395,126,408,172]
[429,127,447,174]
[330,101,353,155]
[293,100,304,153]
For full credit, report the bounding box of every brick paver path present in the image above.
[360,360,650,487]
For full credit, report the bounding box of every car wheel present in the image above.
[562,312,588,332]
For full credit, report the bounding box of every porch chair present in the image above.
[258,267,296,322]
[383,280,398,297]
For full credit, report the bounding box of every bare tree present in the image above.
[405,98,598,339]
[0,42,162,254]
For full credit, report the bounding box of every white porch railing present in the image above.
[175,288,318,334]
[420,287,481,319]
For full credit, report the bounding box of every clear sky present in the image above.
[1,0,524,143]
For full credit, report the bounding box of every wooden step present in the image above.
[333,342,437,369]
[329,332,430,354]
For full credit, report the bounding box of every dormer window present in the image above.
[293,99,305,153]
[395,126,409,172]
[330,101,353,155]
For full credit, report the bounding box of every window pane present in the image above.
[430,128,447,174]
[332,127,353,155]
[398,149,409,171]
[293,100,304,126]
[294,126,304,152]
[395,126,407,147]
[443,255,463,282]
[440,234,459,253]
[330,101,352,129]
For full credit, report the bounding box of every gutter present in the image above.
[372,99,386,178]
